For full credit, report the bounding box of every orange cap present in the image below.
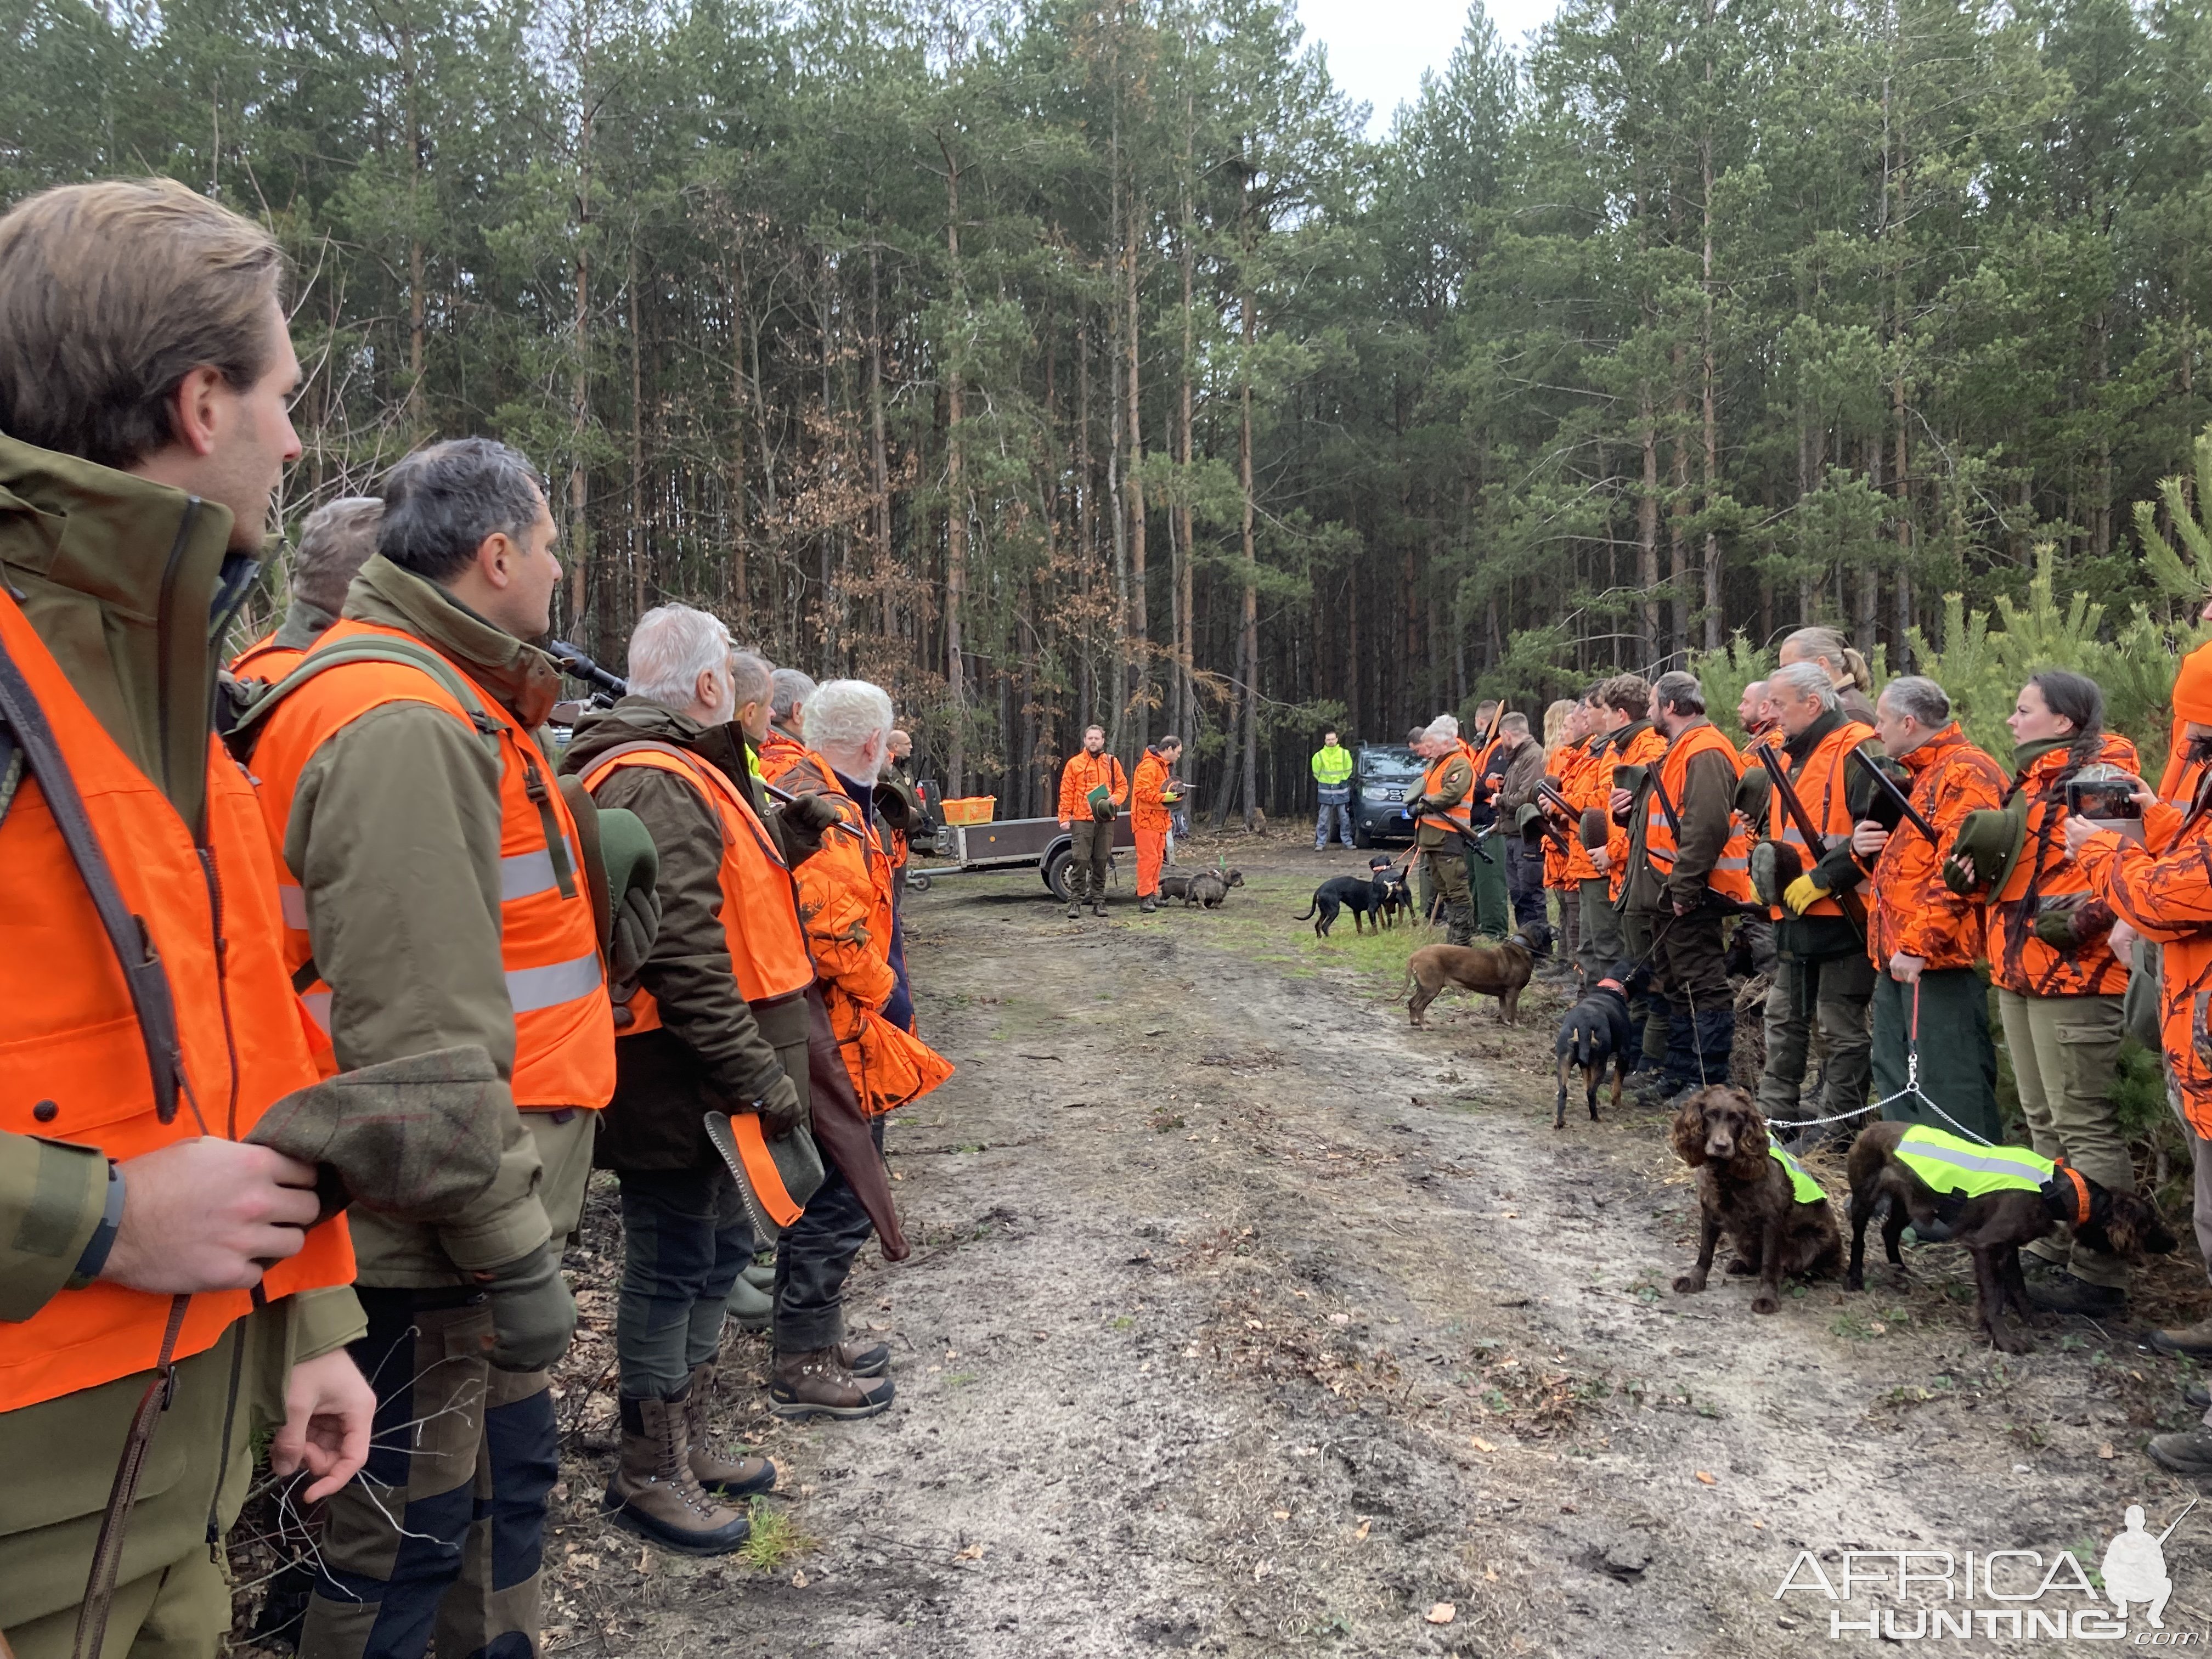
[2176,641,2212,725]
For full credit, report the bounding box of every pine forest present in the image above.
[10,0,2212,811]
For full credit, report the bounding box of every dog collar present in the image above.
[2041,1162,2092,1229]
[1596,978,1626,994]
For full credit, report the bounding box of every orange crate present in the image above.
[941,796,997,826]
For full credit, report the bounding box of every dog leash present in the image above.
[1863,977,1996,1146]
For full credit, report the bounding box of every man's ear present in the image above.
[166,364,230,459]
[476,531,517,591]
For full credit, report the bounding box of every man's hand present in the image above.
[1888,951,1925,986]
[1589,845,1611,874]
[2062,814,2106,857]
[783,792,845,834]
[272,1347,375,1503]
[1609,787,1633,815]
[1672,896,1694,917]
[1850,819,1890,859]
[2110,917,2139,957]
[1057,819,1070,831]
[102,1139,321,1294]
[755,1071,806,1137]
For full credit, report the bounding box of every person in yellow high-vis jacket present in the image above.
[1312,729,1355,849]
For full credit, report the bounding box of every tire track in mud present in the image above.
[558,861,2209,1658]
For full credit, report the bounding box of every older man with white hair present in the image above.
[1407,714,1479,944]
[765,680,952,1419]
[563,603,834,1554]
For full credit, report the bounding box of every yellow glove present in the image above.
[1783,874,1830,916]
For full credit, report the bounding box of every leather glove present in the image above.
[776,792,845,862]
[471,1241,576,1372]
[755,1070,807,1138]
[608,881,661,991]
[1782,874,1830,917]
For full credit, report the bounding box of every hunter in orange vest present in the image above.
[227,494,382,686]
[1847,676,2007,1146]
[1756,658,1882,1142]
[249,438,615,1656]
[0,180,370,1656]
[1621,672,1750,1099]
[1131,736,1183,911]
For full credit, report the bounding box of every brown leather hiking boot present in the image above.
[602,1390,753,1555]
[770,1346,895,1420]
[683,1361,776,1498]
[2153,1318,2212,1358]
[836,1338,892,1378]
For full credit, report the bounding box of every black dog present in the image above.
[1554,974,1634,1128]
[1295,873,1391,938]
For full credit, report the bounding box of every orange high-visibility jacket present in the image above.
[1131,751,1176,834]
[1865,725,2006,973]
[2081,784,2212,1133]
[1988,733,2141,997]
[1604,723,1668,899]
[1767,718,1877,922]
[1058,750,1127,821]
[1553,735,1608,884]
[0,592,353,1410]
[1643,721,1754,905]
[578,741,816,1022]
[251,619,614,1109]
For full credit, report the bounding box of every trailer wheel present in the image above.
[1044,847,1074,902]
[905,871,932,894]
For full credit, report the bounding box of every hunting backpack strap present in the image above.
[0,635,188,1126]
[224,634,506,764]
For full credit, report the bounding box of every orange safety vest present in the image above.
[1418,746,1475,839]
[249,619,614,1110]
[1988,732,2140,997]
[1643,722,1754,903]
[1769,718,1876,922]
[229,629,306,684]
[0,593,353,1410]
[1605,723,1668,899]
[578,740,816,1018]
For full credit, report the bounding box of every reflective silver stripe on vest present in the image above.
[1714,855,1749,870]
[500,848,561,901]
[506,951,604,1013]
[301,989,332,1034]
[280,883,308,930]
[1900,1134,2050,1183]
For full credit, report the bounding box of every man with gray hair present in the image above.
[255,436,616,1657]
[563,603,832,1554]
[766,666,817,760]
[1407,715,1479,943]
[1850,674,2008,1143]
[232,494,382,680]
[1757,656,1882,1144]
[1490,712,1553,947]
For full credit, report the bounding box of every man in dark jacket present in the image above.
[564,610,823,1554]
[1491,713,1551,947]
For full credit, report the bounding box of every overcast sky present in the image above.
[1296,0,1561,134]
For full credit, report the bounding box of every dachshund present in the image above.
[1670,1085,1842,1316]
[1845,1120,2175,1353]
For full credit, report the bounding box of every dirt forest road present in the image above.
[526,840,2212,1658]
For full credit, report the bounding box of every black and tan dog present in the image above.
[1845,1120,2175,1353]
[1553,972,1633,1128]
[1294,862,1396,938]
[1671,1085,1842,1316]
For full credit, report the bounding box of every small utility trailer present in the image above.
[909,814,1137,901]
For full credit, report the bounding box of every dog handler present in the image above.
[1621,672,1750,1102]
[0,176,373,1658]
[1851,676,2006,1144]
[1132,736,1183,912]
[1057,724,1127,919]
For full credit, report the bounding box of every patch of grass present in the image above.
[943,1370,980,1388]
[1109,1315,1135,1330]
[1830,1311,1876,1340]
[740,1499,814,1573]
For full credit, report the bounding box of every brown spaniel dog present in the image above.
[1670,1085,1842,1315]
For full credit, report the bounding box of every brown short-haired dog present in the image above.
[1670,1086,1842,1315]
[1401,923,1550,1028]
[1844,1120,2175,1353]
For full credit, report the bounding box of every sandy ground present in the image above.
[241,837,2212,1656]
